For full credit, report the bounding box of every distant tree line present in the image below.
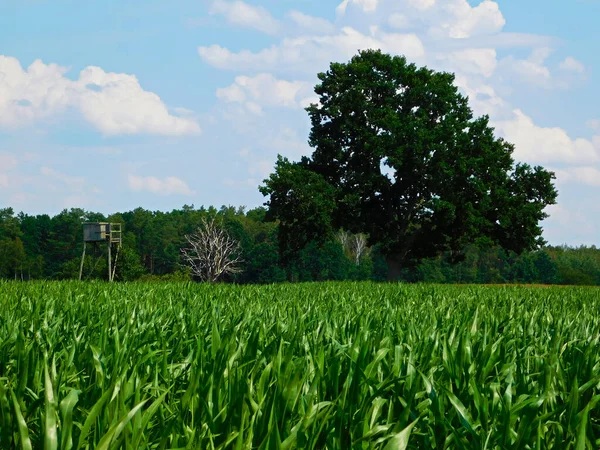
[0,205,598,285]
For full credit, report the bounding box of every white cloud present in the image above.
[408,0,436,11]
[329,0,505,39]
[388,13,409,29]
[0,57,71,128]
[559,56,585,74]
[210,0,281,35]
[499,47,551,87]
[245,102,263,116]
[199,27,425,74]
[336,0,380,15]
[552,166,600,187]
[454,75,506,117]
[77,67,201,136]
[542,202,598,245]
[0,55,200,135]
[437,48,497,77]
[128,175,195,196]
[493,110,599,165]
[217,73,311,113]
[442,0,505,39]
[286,10,335,35]
[499,49,585,89]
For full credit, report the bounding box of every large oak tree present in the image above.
[261,50,558,277]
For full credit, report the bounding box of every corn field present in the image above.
[1,281,600,449]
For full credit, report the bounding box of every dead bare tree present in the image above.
[181,217,243,282]
[336,230,351,253]
[352,233,370,265]
[337,230,371,265]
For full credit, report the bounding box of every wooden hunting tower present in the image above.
[79,222,122,281]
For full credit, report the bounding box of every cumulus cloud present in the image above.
[0,55,200,135]
[76,67,201,136]
[388,13,409,29]
[337,0,380,14]
[440,0,505,39]
[553,167,600,187]
[542,202,599,245]
[499,49,586,89]
[0,57,71,128]
[128,175,195,196]
[453,75,506,117]
[499,47,551,87]
[216,73,312,114]
[407,0,436,11]
[210,0,281,35]
[336,0,505,39]
[199,27,425,74]
[559,56,585,74]
[286,10,336,35]
[198,0,532,88]
[436,48,497,77]
[493,110,599,165]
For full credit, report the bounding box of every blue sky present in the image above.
[1,0,599,245]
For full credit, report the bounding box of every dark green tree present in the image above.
[261,50,558,277]
[288,240,351,282]
[259,156,337,262]
[245,242,286,284]
[532,251,558,284]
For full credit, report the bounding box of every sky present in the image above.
[1,0,599,246]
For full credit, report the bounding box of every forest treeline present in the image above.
[0,205,599,285]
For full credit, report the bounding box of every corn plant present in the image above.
[1,281,600,448]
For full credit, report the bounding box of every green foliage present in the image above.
[260,156,338,261]
[262,50,558,271]
[2,281,600,448]
[138,267,192,282]
[288,240,351,281]
[115,246,147,281]
[245,242,287,284]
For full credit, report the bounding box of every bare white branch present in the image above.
[352,233,370,265]
[181,217,243,282]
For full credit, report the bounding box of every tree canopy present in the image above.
[261,50,558,275]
